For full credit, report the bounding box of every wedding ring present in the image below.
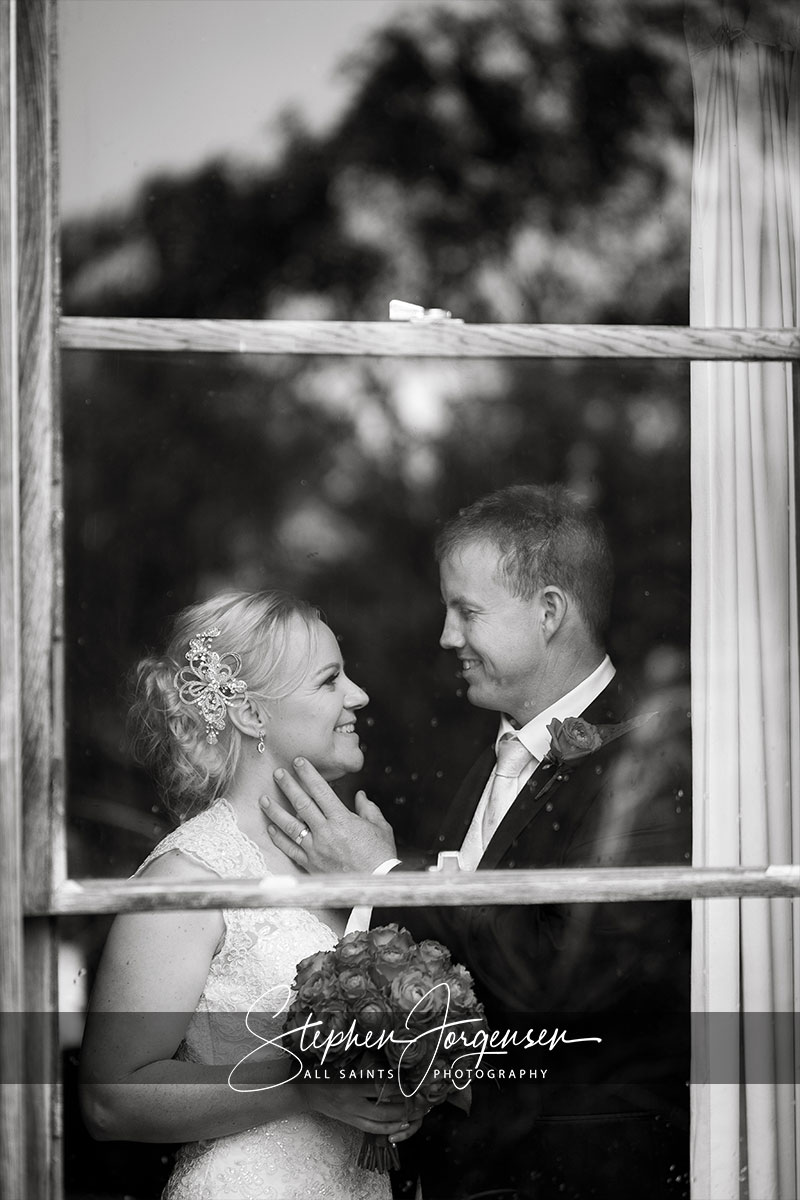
[294,826,310,845]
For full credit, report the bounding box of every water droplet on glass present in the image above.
[552,822,560,831]
[435,770,443,779]
[411,772,419,781]
[545,802,553,812]
[675,806,681,814]
[300,479,308,486]
[384,766,392,775]
[366,717,375,727]
[455,689,463,698]
[430,718,439,728]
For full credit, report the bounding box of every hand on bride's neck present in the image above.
[224,756,299,867]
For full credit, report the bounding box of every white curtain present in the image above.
[687,2,800,1197]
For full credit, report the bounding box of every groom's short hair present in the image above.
[435,483,614,643]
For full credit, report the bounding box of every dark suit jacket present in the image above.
[378,676,691,1200]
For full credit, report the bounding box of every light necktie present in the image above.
[481,732,533,848]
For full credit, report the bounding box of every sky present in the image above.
[59,0,483,218]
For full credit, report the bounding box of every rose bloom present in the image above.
[444,963,479,1012]
[368,925,415,955]
[389,970,450,1029]
[548,716,603,759]
[352,996,391,1036]
[301,998,361,1066]
[415,940,452,978]
[383,1028,435,1073]
[337,967,378,1004]
[370,927,416,982]
[294,950,334,988]
[416,1057,455,1106]
[296,968,339,1010]
[333,930,370,967]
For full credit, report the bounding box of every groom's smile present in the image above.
[438,539,551,725]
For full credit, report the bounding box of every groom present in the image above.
[267,484,691,1199]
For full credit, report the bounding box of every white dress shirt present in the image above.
[344,856,402,935]
[458,655,616,869]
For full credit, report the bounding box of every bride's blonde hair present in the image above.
[130,589,320,821]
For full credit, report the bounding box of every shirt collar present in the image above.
[496,655,616,763]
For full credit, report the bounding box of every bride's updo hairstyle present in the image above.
[130,590,320,822]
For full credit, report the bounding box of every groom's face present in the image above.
[439,539,546,725]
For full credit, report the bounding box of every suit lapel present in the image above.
[477,675,641,870]
[477,759,562,870]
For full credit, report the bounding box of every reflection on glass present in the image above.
[64,353,689,877]
[60,0,692,323]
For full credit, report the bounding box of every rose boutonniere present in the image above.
[534,713,655,799]
[545,716,604,762]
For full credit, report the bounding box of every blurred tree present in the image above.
[63,0,691,324]
[61,0,691,872]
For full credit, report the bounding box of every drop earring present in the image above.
[257,728,265,754]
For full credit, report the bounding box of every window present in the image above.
[2,2,798,1198]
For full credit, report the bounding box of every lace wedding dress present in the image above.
[135,799,391,1200]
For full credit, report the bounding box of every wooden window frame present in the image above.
[2,1,799,1197]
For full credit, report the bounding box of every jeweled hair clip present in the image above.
[175,627,248,745]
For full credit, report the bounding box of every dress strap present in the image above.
[134,800,265,880]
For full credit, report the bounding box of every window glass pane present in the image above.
[64,352,689,877]
[59,0,691,323]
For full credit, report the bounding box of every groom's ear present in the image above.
[228,695,267,738]
[540,585,568,639]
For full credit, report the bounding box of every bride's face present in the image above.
[263,618,368,780]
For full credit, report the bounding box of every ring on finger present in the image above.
[294,826,310,846]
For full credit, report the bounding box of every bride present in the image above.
[79,589,422,1200]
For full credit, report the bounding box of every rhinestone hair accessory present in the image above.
[175,627,248,745]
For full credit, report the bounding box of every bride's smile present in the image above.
[255,617,369,782]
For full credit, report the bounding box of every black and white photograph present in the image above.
[1,2,798,1199]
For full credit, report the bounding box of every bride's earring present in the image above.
[257,728,265,755]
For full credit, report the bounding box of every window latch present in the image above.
[389,299,462,322]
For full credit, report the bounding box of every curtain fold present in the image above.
[687,3,800,1197]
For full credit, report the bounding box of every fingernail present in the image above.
[294,756,305,767]
[274,768,284,779]
[267,825,276,835]
[260,796,270,807]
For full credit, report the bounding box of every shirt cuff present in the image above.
[343,859,402,936]
[373,858,402,874]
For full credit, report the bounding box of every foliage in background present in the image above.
[61,0,692,877]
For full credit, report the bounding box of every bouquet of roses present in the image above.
[283,924,489,1172]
